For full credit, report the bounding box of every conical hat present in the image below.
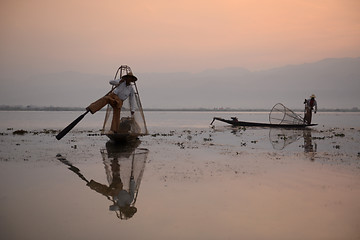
[122,73,137,82]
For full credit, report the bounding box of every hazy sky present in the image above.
[0,0,360,108]
[1,0,359,76]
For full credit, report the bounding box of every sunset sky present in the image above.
[1,0,359,75]
[1,0,360,108]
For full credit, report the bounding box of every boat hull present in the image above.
[211,117,317,128]
[105,133,141,143]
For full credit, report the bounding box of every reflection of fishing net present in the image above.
[269,103,304,125]
[101,144,148,205]
[269,128,303,150]
[102,65,148,136]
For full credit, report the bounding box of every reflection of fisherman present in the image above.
[87,174,137,219]
[86,73,137,133]
[86,141,141,219]
[57,140,146,220]
[303,129,317,161]
[303,129,317,153]
[304,94,317,124]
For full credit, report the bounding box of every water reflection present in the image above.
[269,128,303,150]
[228,126,317,154]
[302,129,317,153]
[269,128,317,156]
[57,140,148,219]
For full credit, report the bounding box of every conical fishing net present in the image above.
[269,103,304,125]
[102,95,148,135]
[102,65,148,136]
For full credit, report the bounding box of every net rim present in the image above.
[269,103,287,124]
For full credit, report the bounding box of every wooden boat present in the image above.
[211,117,317,128]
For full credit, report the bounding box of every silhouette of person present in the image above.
[304,94,317,124]
[86,73,137,133]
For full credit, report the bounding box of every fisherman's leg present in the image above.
[110,100,123,132]
[308,110,312,124]
[304,107,308,124]
[305,109,312,124]
[87,93,116,114]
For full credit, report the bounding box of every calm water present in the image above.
[1,111,360,240]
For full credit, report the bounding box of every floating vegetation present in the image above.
[334,133,345,137]
[87,133,101,136]
[182,130,192,135]
[12,129,61,135]
[176,142,185,149]
[151,132,175,137]
[13,130,28,135]
[312,136,326,140]
[39,129,58,134]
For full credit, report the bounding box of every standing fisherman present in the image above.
[304,94,317,124]
[86,73,137,133]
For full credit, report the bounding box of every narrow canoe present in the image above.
[211,117,317,128]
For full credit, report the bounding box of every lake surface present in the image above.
[1,111,360,240]
[1,110,360,130]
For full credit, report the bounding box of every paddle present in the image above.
[56,110,90,140]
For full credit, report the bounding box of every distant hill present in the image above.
[1,57,359,110]
[138,57,360,109]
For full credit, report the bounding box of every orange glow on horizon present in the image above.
[1,0,359,74]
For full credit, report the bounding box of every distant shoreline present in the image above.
[0,105,359,112]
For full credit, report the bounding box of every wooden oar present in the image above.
[56,83,118,141]
[56,110,90,140]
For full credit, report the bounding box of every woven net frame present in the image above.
[269,103,304,125]
[101,65,148,135]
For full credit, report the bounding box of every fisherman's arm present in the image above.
[109,79,125,86]
[129,90,136,115]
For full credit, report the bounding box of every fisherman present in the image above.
[303,94,317,124]
[86,73,137,133]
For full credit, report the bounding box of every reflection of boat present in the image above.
[211,117,317,128]
[102,65,148,142]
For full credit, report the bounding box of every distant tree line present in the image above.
[0,105,359,112]
[0,105,84,111]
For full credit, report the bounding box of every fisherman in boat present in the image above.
[86,72,137,133]
[303,94,317,125]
